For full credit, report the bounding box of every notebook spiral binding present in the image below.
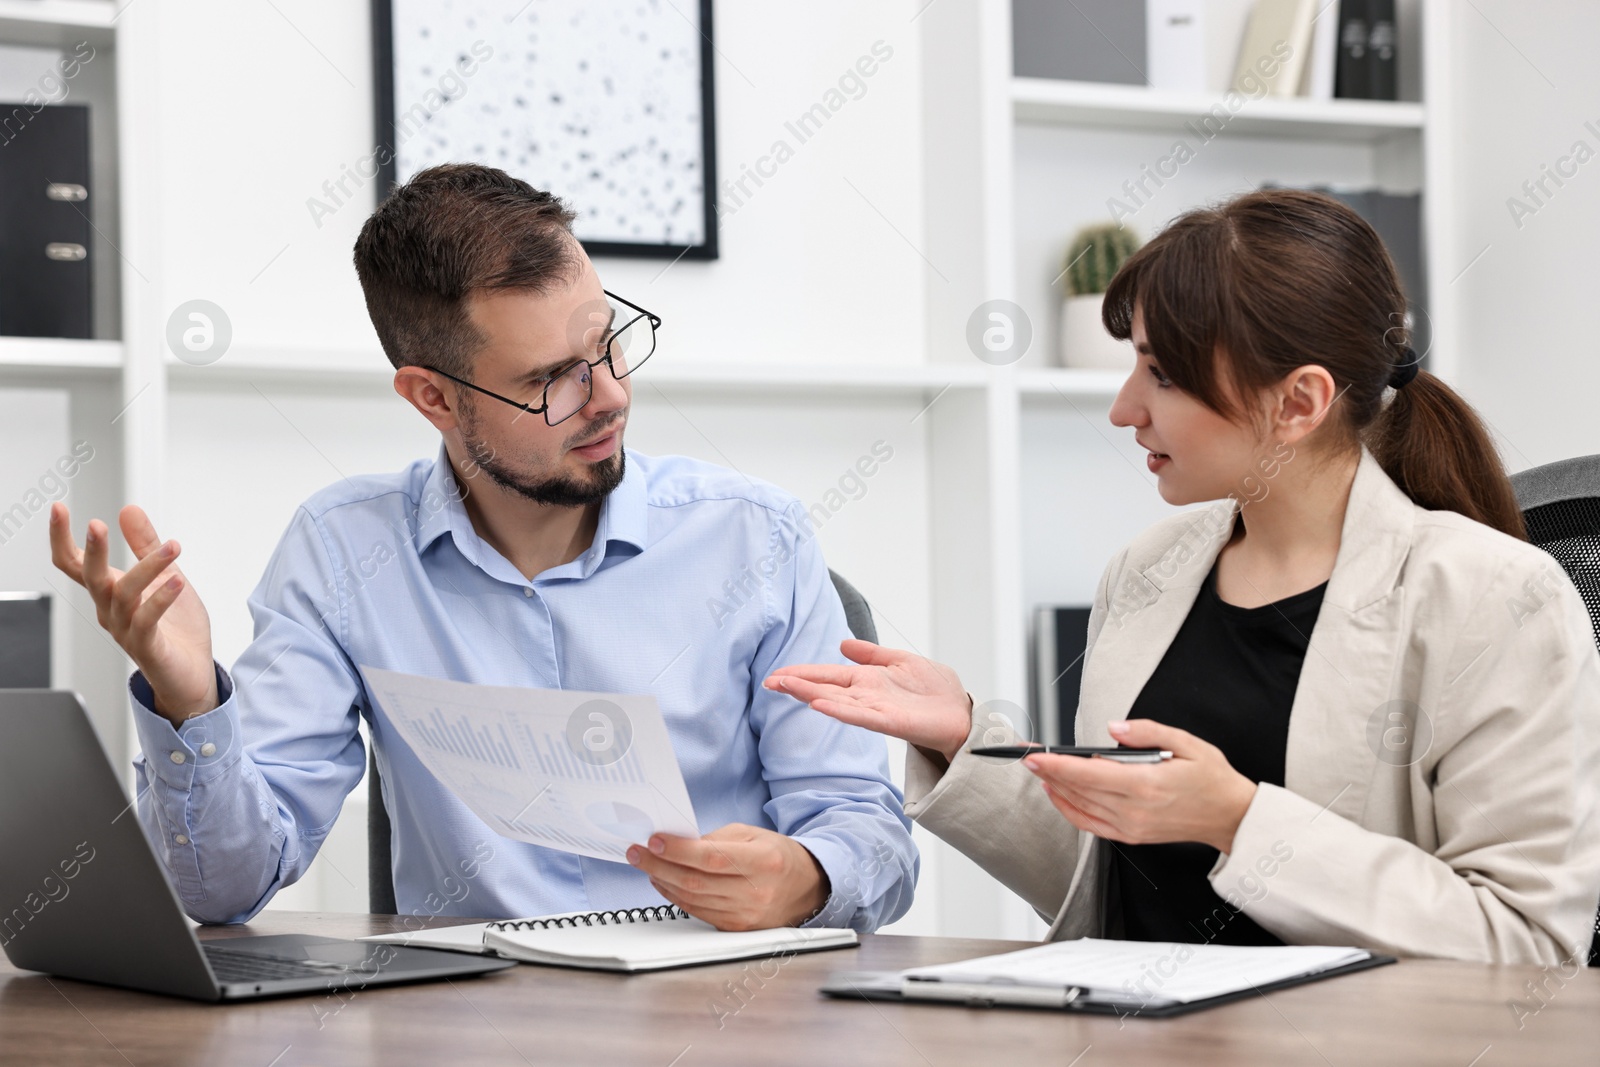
[488,905,690,932]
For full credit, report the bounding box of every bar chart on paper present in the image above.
[403,703,525,769]
[403,702,651,784]
[359,665,700,861]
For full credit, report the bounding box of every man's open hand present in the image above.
[48,502,217,725]
[626,823,830,931]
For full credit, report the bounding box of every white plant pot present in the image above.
[1059,292,1134,370]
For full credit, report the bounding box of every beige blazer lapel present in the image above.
[1281,447,1414,822]
[1075,498,1238,746]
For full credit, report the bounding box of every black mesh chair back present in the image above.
[367,569,879,913]
[1510,454,1600,966]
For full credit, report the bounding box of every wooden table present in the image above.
[2,911,1596,1066]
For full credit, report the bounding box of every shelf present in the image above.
[1012,78,1425,143]
[1018,367,1127,400]
[0,336,121,372]
[644,361,988,394]
[0,0,118,48]
[164,351,992,396]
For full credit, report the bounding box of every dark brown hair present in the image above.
[1102,188,1526,540]
[353,163,579,378]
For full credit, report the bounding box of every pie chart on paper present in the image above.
[584,801,656,844]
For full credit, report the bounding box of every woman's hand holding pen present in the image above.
[763,640,974,764]
[1025,719,1258,854]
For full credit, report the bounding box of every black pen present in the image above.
[968,745,1173,764]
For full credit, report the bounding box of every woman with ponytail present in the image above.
[767,189,1600,966]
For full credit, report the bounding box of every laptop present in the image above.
[0,690,516,1001]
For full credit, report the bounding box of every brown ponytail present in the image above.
[1101,188,1526,540]
[1366,372,1525,538]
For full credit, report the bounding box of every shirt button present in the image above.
[174,834,189,845]
[199,743,217,757]
[523,587,534,598]
[169,751,186,765]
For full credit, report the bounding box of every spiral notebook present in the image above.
[361,905,858,973]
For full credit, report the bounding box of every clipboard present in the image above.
[819,953,1396,1018]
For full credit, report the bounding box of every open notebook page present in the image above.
[484,917,856,972]
[358,911,595,955]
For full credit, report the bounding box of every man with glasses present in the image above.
[48,164,916,933]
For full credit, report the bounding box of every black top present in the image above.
[1110,554,1328,946]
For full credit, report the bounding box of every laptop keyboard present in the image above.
[204,945,356,983]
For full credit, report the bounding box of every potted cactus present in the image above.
[1058,223,1141,369]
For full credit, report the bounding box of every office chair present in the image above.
[367,568,879,913]
[1509,454,1600,966]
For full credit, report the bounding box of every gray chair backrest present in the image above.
[366,570,879,913]
[829,568,877,644]
[1509,455,1600,966]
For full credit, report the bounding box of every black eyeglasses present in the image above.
[424,290,660,427]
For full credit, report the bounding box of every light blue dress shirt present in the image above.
[130,445,916,929]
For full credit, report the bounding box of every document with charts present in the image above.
[358,665,699,861]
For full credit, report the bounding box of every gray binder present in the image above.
[0,592,50,687]
[1013,0,1147,84]
[1032,605,1091,747]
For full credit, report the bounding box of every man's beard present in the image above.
[458,399,626,507]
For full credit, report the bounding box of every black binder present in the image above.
[1366,0,1398,101]
[1334,0,1372,99]
[0,103,93,339]
[1335,0,1398,101]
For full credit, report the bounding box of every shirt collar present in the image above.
[415,442,470,558]
[413,443,649,574]
[592,448,649,556]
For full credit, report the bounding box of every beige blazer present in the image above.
[905,446,1600,965]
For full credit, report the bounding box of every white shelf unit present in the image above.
[0,1,117,46]
[162,349,994,395]
[1017,367,1127,399]
[916,0,1452,939]
[0,337,122,371]
[0,0,141,762]
[1011,77,1427,141]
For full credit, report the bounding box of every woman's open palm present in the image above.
[764,639,972,762]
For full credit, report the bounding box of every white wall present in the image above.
[1442,0,1600,470]
[152,1,925,370]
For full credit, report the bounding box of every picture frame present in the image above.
[371,0,719,261]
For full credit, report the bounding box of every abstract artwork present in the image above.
[374,0,718,259]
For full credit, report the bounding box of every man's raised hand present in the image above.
[49,502,218,725]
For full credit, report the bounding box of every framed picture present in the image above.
[372,0,719,261]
